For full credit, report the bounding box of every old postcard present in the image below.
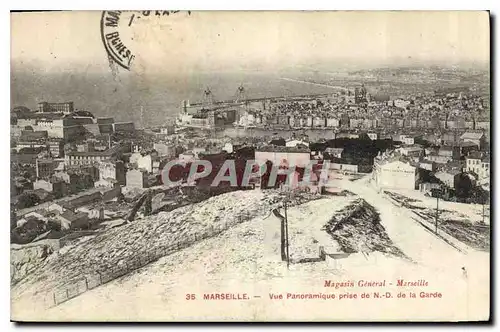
[10,10,490,322]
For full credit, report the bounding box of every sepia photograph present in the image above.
[10,10,491,322]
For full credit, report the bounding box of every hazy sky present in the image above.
[11,11,490,74]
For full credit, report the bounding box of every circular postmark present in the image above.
[100,11,136,70]
[100,10,192,72]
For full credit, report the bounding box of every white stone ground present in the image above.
[11,181,490,321]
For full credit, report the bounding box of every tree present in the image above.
[16,192,41,209]
[472,187,489,224]
[455,173,474,201]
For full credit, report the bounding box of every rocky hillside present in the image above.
[323,199,410,260]
[11,243,56,285]
[12,189,319,302]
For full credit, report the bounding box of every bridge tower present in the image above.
[235,84,248,104]
[235,84,249,123]
[202,87,214,107]
[181,100,189,114]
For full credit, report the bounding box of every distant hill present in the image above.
[348,65,489,84]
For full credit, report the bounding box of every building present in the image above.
[14,140,46,152]
[400,146,423,158]
[255,146,311,169]
[393,99,411,109]
[459,141,479,156]
[36,158,57,179]
[441,131,461,146]
[16,211,49,228]
[37,101,74,114]
[349,118,364,129]
[65,151,111,167]
[160,125,175,135]
[222,143,233,153]
[97,118,114,134]
[460,131,486,150]
[426,153,452,164]
[178,151,196,163]
[153,143,173,157]
[465,152,490,180]
[435,170,461,189]
[329,163,358,173]
[126,169,149,188]
[285,139,310,148]
[419,160,435,172]
[306,116,313,127]
[47,139,65,157]
[326,118,340,128]
[33,179,66,197]
[344,90,356,104]
[64,146,120,167]
[324,147,344,158]
[475,121,490,130]
[54,170,90,193]
[402,136,415,145]
[82,123,101,136]
[297,117,306,128]
[96,117,114,125]
[465,151,481,175]
[354,85,368,104]
[113,122,135,133]
[62,191,102,212]
[76,141,95,152]
[373,158,419,190]
[96,161,126,186]
[422,133,440,146]
[133,152,161,174]
[55,210,89,230]
[392,134,415,145]
[52,171,79,191]
[313,117,325,128]
[76,206,104,221]
[11,125,22,138]
[480,155,490,180]
[278,115,289,126]
[12,150,41,165]
[177,113,210,129]
[419,182,441,194]
[438,146,460,160]
[73,165,100,182]
[336,132,359,139]
[362,118,377,129]
[20,130,47,141]
[34,117,90,140]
